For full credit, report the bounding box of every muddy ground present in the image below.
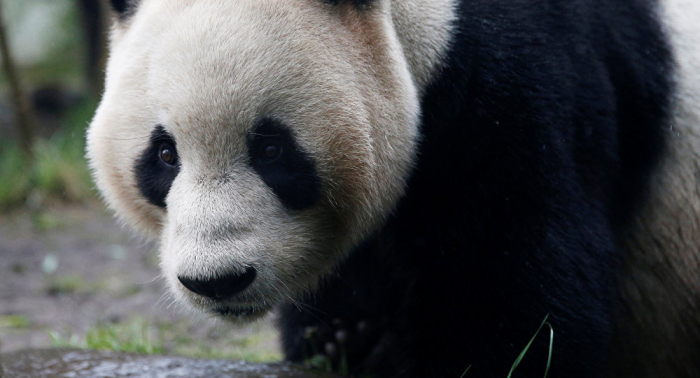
[0,202,281,360]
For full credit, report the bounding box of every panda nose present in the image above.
[177,267,257,300]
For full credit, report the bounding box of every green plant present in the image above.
[507,315,553,378]
[47,317,283,362]
[0,314,31,328]
[49,318,165,355]
[45,275,86,295]
[460,315,554,378]
[0,141,33,207]
[0,98,97,210]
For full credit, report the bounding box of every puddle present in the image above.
[0,348,336,378]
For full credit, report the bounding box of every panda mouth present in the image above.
[212,305,270,318]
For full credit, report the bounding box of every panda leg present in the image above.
[279,273,387,374]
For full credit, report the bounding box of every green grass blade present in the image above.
[542,322,553,378]
[506,314,553,378]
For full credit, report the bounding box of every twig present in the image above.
[78,0,109,97]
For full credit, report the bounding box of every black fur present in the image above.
[108,0,137,19]
[247,118,321,211]
[281,0,673,376]
[135,125,180,209]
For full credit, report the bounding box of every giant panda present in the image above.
[87,0,700,377]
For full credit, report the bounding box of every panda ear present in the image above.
[108,0,136,18]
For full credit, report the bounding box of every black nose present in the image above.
[178,267,257,300]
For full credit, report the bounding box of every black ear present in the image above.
[108,0,135,18]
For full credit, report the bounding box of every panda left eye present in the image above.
[247,118,321,210]
[260,142,283,163]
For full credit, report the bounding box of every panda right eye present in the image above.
[159,143,178,166]
[135,125,180,209]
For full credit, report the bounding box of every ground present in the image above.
[0,202,281,361]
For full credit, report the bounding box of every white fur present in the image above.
[615,0,700,374]
[87,0,456,318]
[391,0,456,91]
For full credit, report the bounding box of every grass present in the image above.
[0,142,34,208]
[0,314,31,329]
[49,318,164,355]
[506,315,553,378]
[461,315,554,378]
[47,318,283,363]
[45,275,87,296]
[0,98,97,210]
[158,320,282,362]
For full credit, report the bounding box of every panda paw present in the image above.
[303,318,379,372]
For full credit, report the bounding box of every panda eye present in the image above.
[159,143,178,166]
[260,142,282,162]
[247,118,321,210]
[135,125,180,209]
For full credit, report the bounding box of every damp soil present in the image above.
[0,348,336,378]
[0,202,281,359]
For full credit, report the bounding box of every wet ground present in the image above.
[0,348,335,378]
[0,203,281,360]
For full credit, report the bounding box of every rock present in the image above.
[0,348,337,378]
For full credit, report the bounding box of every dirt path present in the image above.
[0,203,280,360]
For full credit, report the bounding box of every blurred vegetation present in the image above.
[0,314,31,329]
[48,318,283,362]
[0,99,97,209]
[0,0,103,211]
[0,1,88,87]
[49,318,166,355]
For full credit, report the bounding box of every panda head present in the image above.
[88,0,453,320]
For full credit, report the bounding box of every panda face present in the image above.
[87,0,447,319]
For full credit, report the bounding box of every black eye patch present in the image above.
[247,119,321,211]
[135,125,180,209]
